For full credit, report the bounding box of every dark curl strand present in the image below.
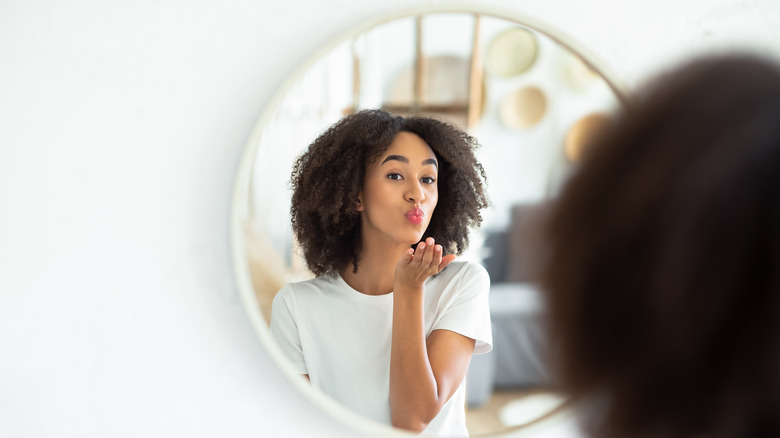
[290,109,489,277]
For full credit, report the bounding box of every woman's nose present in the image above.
[405,181,425,203]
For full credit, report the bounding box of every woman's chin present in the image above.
[396,226,428,246]
[406,234,426,246]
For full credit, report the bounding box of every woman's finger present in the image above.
[413,241,426,266]
[438,254,456,271]
[431,244,443,269]
[395,248,414,270]
[421,238,435,267]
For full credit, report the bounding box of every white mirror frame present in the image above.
[231,4,627,437]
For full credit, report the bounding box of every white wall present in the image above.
[1,1,779,437]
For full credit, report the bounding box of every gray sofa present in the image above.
[467,204,553,407]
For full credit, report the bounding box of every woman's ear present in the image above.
[355,192,364,211]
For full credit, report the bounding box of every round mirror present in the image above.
[232,6,625,437]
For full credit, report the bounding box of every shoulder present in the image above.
[427,260,490,299]
[273,274,341,305]
[438,260,490,284]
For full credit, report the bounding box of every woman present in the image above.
[270,109,492,436]
[542,54,780,438]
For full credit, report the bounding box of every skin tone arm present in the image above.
[390,237,477,433]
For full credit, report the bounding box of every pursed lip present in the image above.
[405,207,424,224]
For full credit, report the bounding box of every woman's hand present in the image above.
[395,237,456,290]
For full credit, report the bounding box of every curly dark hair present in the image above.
[542,54,780,438]
[290,109,488,276]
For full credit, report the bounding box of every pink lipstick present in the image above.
[406,207,424,225]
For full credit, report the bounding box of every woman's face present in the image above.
[357,131,439,247]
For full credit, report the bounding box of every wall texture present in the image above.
[1,1,779,437]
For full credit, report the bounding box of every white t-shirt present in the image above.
[270,261,493,437]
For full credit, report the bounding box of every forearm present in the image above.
[389,285,442,432]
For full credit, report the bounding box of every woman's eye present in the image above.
[422,177,436,184]
[387,173,403,180]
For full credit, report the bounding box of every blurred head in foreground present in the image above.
[543,54,780,438]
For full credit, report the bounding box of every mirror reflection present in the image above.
[242,11,621,437]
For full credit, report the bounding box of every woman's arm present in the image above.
[389,238,476,433]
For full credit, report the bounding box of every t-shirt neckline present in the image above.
[335,273,394,302]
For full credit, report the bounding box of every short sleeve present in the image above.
[433,262,493,355]
[269,285,309,374]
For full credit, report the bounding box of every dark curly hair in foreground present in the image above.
[290,109,488,276]
[543,54,780,438]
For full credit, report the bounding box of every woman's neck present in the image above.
[340,240,410,296]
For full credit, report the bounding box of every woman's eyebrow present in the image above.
[423,158,438,169]
[381,155,438,169]
[381,155,409,165]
